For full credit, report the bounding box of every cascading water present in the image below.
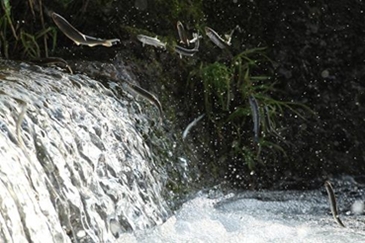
[0,60,184,242]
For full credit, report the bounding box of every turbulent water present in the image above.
[122,185,365,243]
[0,60,178,242]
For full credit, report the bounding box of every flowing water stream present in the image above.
[0,60,184,242]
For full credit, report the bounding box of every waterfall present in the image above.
[0,60,177,242]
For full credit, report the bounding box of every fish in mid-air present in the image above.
[30,57,73,74]
[324,181,346,227]
[174,33,200,58]
[205,25,240,49]
[137,34,167,49]
[51,12,120,47]
[248,95,260,143]
[122,81,164,124]
[182,113,205,140]
[177,21,190,46]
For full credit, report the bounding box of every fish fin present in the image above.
[80,33,87,41]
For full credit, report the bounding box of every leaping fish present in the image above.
[122,81,164,124]
[175,33,200,58]
[248,95,260,143]
[177,21,190,46]
[205,26,230,49]
[324,181,346,228]
[30,57,73,74]
[51,12,120,47]
[137,34,167,49]
[205,26,239,49]
[182,113,205,140]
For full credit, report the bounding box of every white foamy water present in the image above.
[121,190,365,243]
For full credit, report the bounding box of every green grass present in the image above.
[186,44,311,174]
[0,0,57,59]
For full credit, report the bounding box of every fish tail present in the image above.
[102,38,121,47]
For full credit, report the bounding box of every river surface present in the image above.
[122,186,365,243]
[0,61,364,243]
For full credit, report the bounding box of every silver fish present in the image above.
[248,95,260,143]
[174,45,197,58]
[137,34,167,49]
[177,21,189,46]
[205,26,231,49]
[182,114,205,140]
[52,12,120,47]
[122,81,164,123]
[324,181,346,227]
[174,33,200,58]
[30,57,73,74]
